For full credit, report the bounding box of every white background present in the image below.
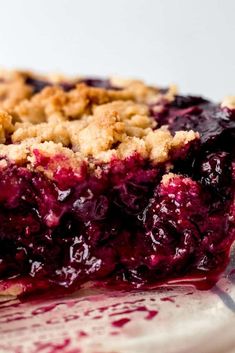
[0,0,234,100]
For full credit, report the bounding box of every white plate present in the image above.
[0,250,235,353]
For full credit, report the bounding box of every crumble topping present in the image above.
[221,96,235,109]
[0,69,199,174]
[0,110,14,143]
[161,172,178,185]
[0,70,33,111]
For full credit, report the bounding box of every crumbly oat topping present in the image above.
[221,96,235,109]
[161,172,178,185]
[0,69,199,174]
[0,70,34,111]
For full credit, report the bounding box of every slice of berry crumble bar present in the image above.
[0,70,234,296]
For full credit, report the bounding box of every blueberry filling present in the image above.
[25,76,119,93]
[0,96,234,294]
[81,78,118,90]
[25,77,53,93]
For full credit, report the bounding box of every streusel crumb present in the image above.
[0,69,199,174]
[161,172,178,185]
[221,96,235,109]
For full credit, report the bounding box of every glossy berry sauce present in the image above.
[0,92,234,296]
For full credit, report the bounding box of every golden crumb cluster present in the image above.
[0,69,199,173]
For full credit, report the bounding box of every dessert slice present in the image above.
[0,70,234,296]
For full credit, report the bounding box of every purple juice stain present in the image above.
[31,303,58,316]
[109,305,158,320]
[145,310,158,320]
[111,317,130,328]
[160,297,175,303]
[33,338,82,353]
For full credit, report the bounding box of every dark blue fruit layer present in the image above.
[25,76,119,93]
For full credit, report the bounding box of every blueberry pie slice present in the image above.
[0,70,234,296]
